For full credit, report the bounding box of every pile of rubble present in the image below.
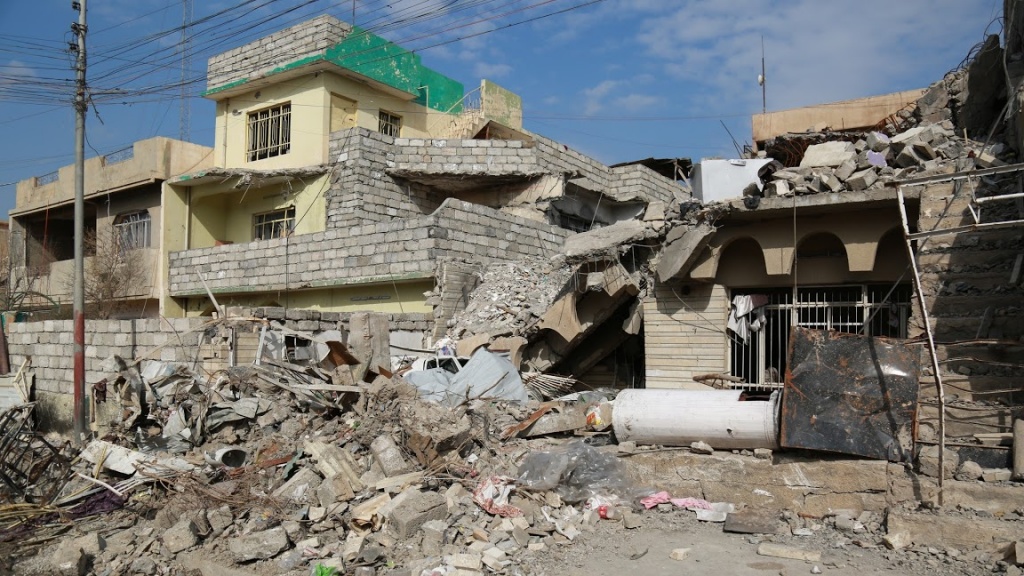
[445,257,574,341]
[756,120,1010,200]
[0,317,646,576]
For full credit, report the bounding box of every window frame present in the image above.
[378,109,402,138]
[252,206,296,241]
[247,102,292,162]
[112,210,152,251]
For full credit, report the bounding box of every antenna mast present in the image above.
[180,0,193,141]
[760,35,767,113]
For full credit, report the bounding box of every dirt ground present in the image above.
[529,508,991,576]
[7,500,998,576]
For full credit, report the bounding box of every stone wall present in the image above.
[206,15,350,92]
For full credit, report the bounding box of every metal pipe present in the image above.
[73,0,88,441]
[897,185,947,502]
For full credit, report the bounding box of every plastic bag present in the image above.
[516,440,632,503]
[516,451,569,492]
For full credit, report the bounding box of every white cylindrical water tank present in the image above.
[612,389,780,449]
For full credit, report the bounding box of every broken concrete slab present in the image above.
[563,219,654,260]
[521,404,588,437]
[318,474,357,505]
[866,132,890,152]
[917,445,958,479]
[227,527,291,562]
[756,543,821,562]
[643,201,666,221]
[656,224,715,283]
[834,159,857,181]
[162,518,199,554]
[887,511,1019,553]
[273,467,322,503]
[723,509,785,535]
[386,490,449,538]
[799,141,856,168]
[304,440,366,492]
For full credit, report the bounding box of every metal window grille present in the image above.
[247,103,291,161]
[253,207,295,240]
[729,285,912,389]
[378,110,402,137]
[113,211,151,250]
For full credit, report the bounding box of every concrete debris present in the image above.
[7,9,1024,576]
[799,141,857,168]
[562,219,658,260]
[756,543,822,562]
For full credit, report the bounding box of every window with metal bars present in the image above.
[247,103,291,161]
[729,285,913,389]
[113,211,151,250]
[253,207,295,241]
[378,110,402,137]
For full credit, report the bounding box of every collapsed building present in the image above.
[1,6,1024,576]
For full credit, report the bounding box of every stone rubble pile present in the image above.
[446,257,574,340]
[759,120,1012,199]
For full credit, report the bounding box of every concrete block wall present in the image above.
[611,164,686,205]
[432,260,482,339]
[7,318,208,395]
[6,318,207,431]
[207,15,350,91]
[328,129,449,228]
[247,306,433,335]
[390,137,543,177]
[532,133,614,190]
[168,198,569,297]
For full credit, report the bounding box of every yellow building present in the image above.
[163,15,681,331]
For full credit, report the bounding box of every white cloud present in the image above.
[0,60,36,86]
[474,62,512,78]
[582,79,621,115]
[614,93,661,111]
[633,0,996,114]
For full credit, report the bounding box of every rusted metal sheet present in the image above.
[780,327,919,461]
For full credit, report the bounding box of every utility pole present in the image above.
[72,0,87,441]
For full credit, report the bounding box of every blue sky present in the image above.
[0,0,1002,217]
